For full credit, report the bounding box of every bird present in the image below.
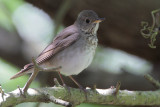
[10,10,104,87]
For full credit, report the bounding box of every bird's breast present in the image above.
[49,35,98,76]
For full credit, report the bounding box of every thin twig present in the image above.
[114,81,121,95]
[93,84,97,90]
[54,78,61,87]
[144,74,160,89]
[0,85,5,101]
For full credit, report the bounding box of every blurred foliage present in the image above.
[92,47,152,75]
[16,102,121,107]
[0,58,40,92]
[1,0,24,13]
[0,7,13,31]
[77,103,121,107]
[0,0,24,31]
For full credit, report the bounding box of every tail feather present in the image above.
[10,63,34,80]
[10,69,27,80]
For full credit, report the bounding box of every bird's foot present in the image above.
[79,85,88,101]
[63,84,72,98]
[17,86,26,98]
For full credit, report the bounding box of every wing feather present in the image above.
[10,25,79,79]
[36,32,79,64]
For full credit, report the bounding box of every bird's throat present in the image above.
[93,23,99,34]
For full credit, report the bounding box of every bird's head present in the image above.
[75,10,105,34]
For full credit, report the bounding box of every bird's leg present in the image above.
[69,76,88,100]
[57,71,65,85]
[23,70,39,94]
[57,71,71,97]
[23,58,40,94]
[23,59,61,95]
[69,76,83,89]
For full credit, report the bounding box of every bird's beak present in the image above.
[93,18,105,23]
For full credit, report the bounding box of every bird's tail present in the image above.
[10,63,34,80]
[10,70,27,80]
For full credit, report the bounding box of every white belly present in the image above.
[40,35,97,76]
[51,44,95,76]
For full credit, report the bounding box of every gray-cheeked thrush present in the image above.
[10,10,105,87]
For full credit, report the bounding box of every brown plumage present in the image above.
[10,10,104,80]
[10,25,79,79]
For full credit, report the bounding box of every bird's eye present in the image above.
[86,19,90,23]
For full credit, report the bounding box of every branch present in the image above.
[144,74,160,89]
[1,85,160,107]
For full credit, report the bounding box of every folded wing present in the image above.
[10,25,79,79]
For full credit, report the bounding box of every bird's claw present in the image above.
[63,84,72,98]
[17,86,26,98]
[79,86,88,101]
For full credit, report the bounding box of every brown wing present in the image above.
[38,25,78,57]
[36,32,79,64]
[10,25,79,79]
[36,25,79,64]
